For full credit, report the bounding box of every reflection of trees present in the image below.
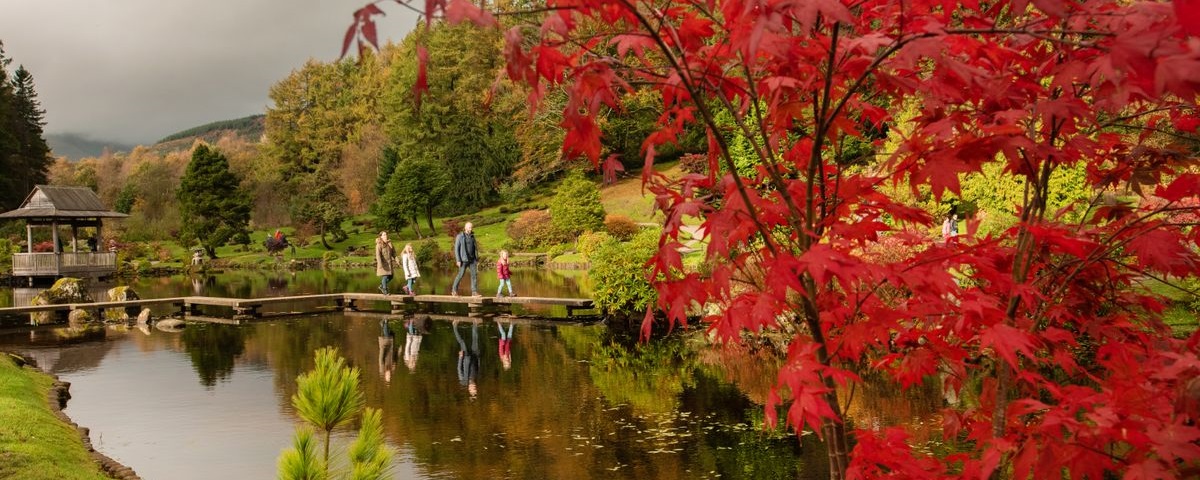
[180,324,251,387]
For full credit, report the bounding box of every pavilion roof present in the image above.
[0,185,129,219]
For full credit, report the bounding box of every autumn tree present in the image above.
[177,144,251,258]
[349,0,1200,479]
[381,22,519,214]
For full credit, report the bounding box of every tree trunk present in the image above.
[319,225,331,250]
[205,246,217,259]
[410,217,423,238]
[425,205,435,233]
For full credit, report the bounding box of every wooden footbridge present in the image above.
[0,293,596,324]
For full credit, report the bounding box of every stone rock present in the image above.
[155,318,186,332]
[29,278,93,325]
[68,309,93,326]
[103,286,140,322]
[136,308,152,325]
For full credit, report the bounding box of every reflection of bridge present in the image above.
[0,293,596,324]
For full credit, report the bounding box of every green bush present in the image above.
[549,171,606,236]
[604,214,640,241]
[415,238,440,265]
[506,210,564,250]
[546,243,571,259]
[576,231,612,261]
[588,228,661,317]
[321,251,340,265]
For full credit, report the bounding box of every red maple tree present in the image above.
[349,0,1200,477]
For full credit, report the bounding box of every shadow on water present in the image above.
[0,269,948,479]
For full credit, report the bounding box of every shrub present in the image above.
[679,153,708,174]
[588,227,661,317]
[604,214,640,241]
[546,243,571,259]
[506,210,564,250]
[443,218,463,238]
[576,231,613,261]
[549,171,606,236]
[321,251,340,266]
[415,238,440,265]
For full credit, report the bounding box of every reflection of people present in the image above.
[496,318,514,371]
[375,231,396,295]
[403,317,423,372]
[379,319,396,384]
[495,250,514,298]
[451,222,479,297]
[401,243,420,296]
[453,320,480,399]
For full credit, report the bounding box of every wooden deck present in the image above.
[0,292,596,324]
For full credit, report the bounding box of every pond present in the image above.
[0,268,943,479]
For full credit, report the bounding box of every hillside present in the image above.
[46,133,134,161]
[148,114,265,154]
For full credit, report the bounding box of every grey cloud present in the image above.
[0,0,418,145]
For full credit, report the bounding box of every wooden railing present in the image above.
[12,252,118,277]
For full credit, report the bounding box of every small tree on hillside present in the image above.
[177,144,251,258]
[291,167,349,249]
[549,170,605,237]
[376,156,450,237]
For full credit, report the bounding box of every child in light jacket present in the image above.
[401,243,420,295]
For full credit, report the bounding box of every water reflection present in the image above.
[403,316,426,373]
[0,269,949,480]
[378,319,396,384]
[180,323,250,388]
[453,319,481,399]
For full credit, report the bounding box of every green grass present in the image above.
[0,355,111,480]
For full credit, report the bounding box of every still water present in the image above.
[0,269,857,479]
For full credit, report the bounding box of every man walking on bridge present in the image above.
[451,222,479,296]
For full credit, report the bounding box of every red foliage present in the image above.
[351,0,1200,477]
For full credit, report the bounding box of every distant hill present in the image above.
[46,133,134,161]
[149,114,266,154]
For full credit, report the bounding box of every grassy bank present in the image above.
[0,354,112,480]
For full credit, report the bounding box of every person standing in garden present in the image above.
[451,222,479,296]
[401,243,420,295]
[375,231,396,295]
[495,249,514,298]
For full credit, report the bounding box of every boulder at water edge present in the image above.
[136,308,152,326]
[103,286,140,322]
[68,309,92,326]
[29,278,93,325]
[155,318,186,332]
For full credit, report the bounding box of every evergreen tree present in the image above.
[290,167,349,249]
[10,65,50,197]
[0,42,28,210]
[374,145,400,198]
[177,144,252,258]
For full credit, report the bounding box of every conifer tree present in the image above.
[177,144,252,258]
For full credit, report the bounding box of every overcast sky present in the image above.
[0,1,419,145]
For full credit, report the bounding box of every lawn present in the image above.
[0,355,111,480]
